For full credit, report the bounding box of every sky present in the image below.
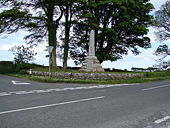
[0,0,170,70]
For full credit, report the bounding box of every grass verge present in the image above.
[10,71,170,84]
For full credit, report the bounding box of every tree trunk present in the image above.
[63,4,70,69]
[48,23,57,67]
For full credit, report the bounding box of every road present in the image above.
[0,74,170,128]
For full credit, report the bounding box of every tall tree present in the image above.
[154,1,170,41]
[70,0,154,64]
[153,1,170,62]
[0,0,64,67]
[62,1,75,69]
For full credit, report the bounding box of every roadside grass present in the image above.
[2,61,170,84]
[32,67,138,74]
[10,70,170,84]
[32,67,78,73]
[143,71,170,81]
[11,74,146,84]
[5,63,170,84]
[144,71,170,78]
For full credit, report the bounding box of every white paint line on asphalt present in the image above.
[10,90,35,95]
[154,116,170,124]
[0,83,137,97]
[0,96,105,115]
[13,91,28,95]
[35,90,50,93]
[142,84,170,91]
[12,80,30,85]
[0,92,11,96]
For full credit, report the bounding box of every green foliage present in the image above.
[154,1,170,41]
[0,0,64,67]
[0,8,29,33]
[144,71,170,78]
[32,67,78,73]
[155,44,170,58]
[14,63,44,74]
[0,61,42,74]
[10,45,37,64]
[70,0,154,63]
[18,70,28,74]
[0,60,46,75]
[0,0,154,67]
[154,61,170,70]
[153,1,170,65]
[0,9,27,18]
[0,61,16,74]
[131,67,159,72]
[0,0,56,43]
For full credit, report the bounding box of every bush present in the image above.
[104,68,127,72]
[15,63,44,73]
[18,69,28,74]
[0,61,16,74]
[0,61,44,74]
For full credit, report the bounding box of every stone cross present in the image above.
[89,30,95,56]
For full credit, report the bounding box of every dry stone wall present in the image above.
[30,71,144,80]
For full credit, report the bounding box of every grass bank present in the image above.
[3,63,170,84]
[10,71,170,84]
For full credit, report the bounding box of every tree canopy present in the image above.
[153,1,170,61]
[0,0,154,67]
[0,0,64,67]
[70,0,154,64]
[154,1,170,41]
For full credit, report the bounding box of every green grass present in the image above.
[144,71,170,78]
[32,67,138,74]
[10,71,170,85]
[11,74,146,84]
[142,71,170,81]
[32,67,79,73]
[6,64,170,84]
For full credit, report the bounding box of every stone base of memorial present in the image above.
[79,56,105,72]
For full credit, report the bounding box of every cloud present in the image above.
[147,27,157,43]
[0,43,21,51]
[0,51,13,61]
[102,49,159,70]
[150,0,168,10]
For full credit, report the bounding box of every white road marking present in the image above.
[12,80,30,85]
[0,84,137,97]
[142,84,170,91]
[35,90,49,93]
[154,116,170,124]
[0,92,11,96]
[0,96,105,115]
[13,91,28,95]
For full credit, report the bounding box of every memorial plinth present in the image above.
[79,30,105,72]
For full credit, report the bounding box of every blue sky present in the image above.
[0,0,170,70]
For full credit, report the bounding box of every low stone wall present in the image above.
[31,71,144,80]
